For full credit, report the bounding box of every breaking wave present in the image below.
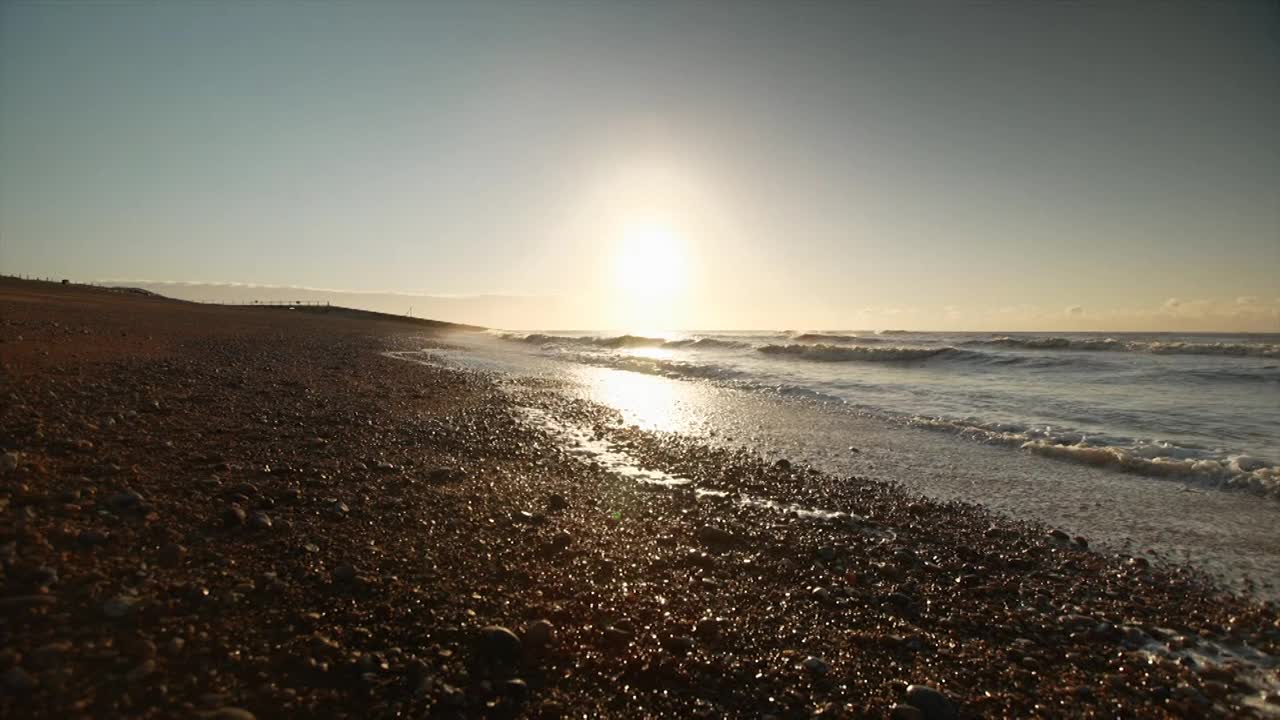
[661,337,750,350]
[758,344,960,363]
[968,336,1280,358]
[790,333,885,344]
[494,331,750,351]
[908,416,1280,499]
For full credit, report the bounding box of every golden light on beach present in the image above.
[613,220,690,301]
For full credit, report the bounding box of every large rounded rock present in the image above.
[696,525,737,549]
[905,684,958,720]
[476,625,522,668]
[524,619,555,649]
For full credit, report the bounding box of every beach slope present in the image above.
[1,278,1276,718]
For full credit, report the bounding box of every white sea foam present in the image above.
[758,343,955,362]
[970,335,1280,358]
[906,415,1280,498]
[790,332,885,344]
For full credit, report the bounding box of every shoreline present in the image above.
[2,280,1278,718]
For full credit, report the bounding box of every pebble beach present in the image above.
[2,278,1278,718]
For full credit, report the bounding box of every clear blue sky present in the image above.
[2,2,1277,330]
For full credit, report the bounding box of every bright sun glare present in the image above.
[613,221,689,301]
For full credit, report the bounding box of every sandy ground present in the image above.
[1,278,1277,718]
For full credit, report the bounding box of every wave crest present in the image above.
[758,343,955,362]
[790,332,884,344]
[970,336,1280,358]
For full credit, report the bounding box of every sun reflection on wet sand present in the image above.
[573,364,712,434]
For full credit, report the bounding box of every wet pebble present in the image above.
[223,504,247,528]
[603,626,632,647]
[248,511,273,531]
[77,527,108,543]
[334,564,358,583]
[503,678,529,703]
[29,642,70,670]
[208,709,256,720]
[905,684,958,720]
[524,619,555,649]
[802,656,829,674]
[158,543,187,566]
[696,525,737,548]
[476,625,522,667]
[107,489,145,512]
[662,635,695,653]
[103,595,135,619]
[1,666,37,693]
[126,659,156,683]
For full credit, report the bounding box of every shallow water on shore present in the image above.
[393,335,1280,600]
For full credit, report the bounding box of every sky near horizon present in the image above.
[1,2,1277,331]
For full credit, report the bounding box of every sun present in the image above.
[613,220,689,301]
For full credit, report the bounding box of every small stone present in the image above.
[662,635,695,653]
[248,511,272,531]
[427,467,454,484]
[31,565,58,587]
[126,659,156,682]
[159,543,187,566]
[223,505,247,527]
[334,564,358,583]
[103,595,135,619]
[1,452,20,473]
[524,619,555,648]
[165,637,186,656]
[548,493,568,511]
[77,527,108,543]
[802,656,829,674]
[696,525,737,548]
[1073,535,1089,548]
[107,489,145,512]
[29,642,70,670]
[603,626,632,648]
[1047,529,1070,543]
[476,626,522,667]
[208,709,257,720]
[122,635,157,659]
[1,666,37,692]
[230,482,259,497]
[905,684,958,720]
[886,592,913,609]
[811,586,832,602]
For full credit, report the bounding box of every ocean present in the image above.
[400,328,1280,597]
